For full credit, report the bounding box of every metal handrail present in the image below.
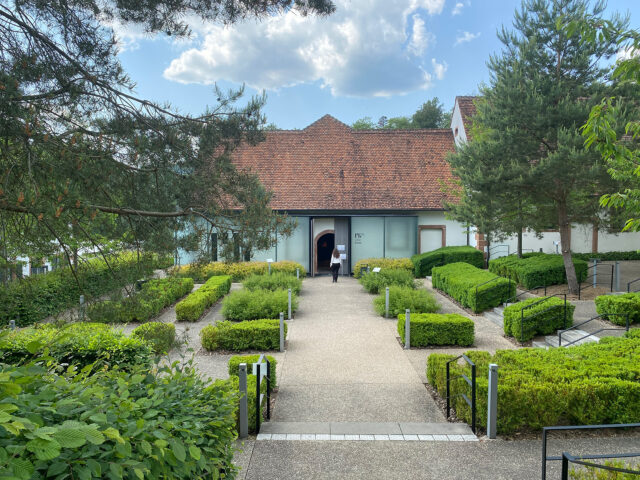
[628,277,640,293]
[253,355,272,433]
[505,285,547,305]
[541,423,640,480]
[519,294,568,342]
[558,313,629,347]
[445,354,476,434]
[578,264,614,299]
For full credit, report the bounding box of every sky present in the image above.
[115,0,640,130]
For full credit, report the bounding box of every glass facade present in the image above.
[384,217,418,259]
[351,216,417,269]
[277,216,310,271]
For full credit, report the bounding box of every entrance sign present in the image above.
[337,244,346,252]
[339,253,347,260]
[372,267,381,273]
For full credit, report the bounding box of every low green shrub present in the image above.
[175,275,231,322]
[503,296,575,342]
[228,354,278,388]
[201,319,287,351]
[243,272,302,295]
[411,246,484,277]
[172,260,306,282]
[573,251,640,261]
[222,288,297,321]
[1,322,152,371]
[132,322,176,353]
[570,461,640,479]
[595,293,640,326]
[0,358,237,479]
[373,286,439,317]
[214,374,267,434]
[427,334,640,434]
[353,258,414,278]
[489,253,588,289]
[359,269,416,294]
[397,313,474,347]
[432,262,515,313]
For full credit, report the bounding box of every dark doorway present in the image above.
[316,233,335,274]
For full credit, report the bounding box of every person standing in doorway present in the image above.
[330,248,341,283]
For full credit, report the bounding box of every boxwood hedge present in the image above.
[360,269,416,294]
[132,322,176,354]
[172,260,306,282]
[200,319,287,351]
[503,296,575,342]
[353,258,414,279]
[427,331,640,433]
[373,286,439,317]
[594,293,640,326]
[222,288,297,321]
[573,251,640,261]
[411,246,484,277]
[397,313,474,347]
[489,253,588,289]
[243,272,302,295]
[175,275,231,322]
[228,354,278,388]
[431,262,516,313]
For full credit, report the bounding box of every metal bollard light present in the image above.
[296,268,300,279]
[9,319,16,330]
[279,312,285,352]
[385,287,390,319]
[593,259,597,288]
[615,261,621,292]
[238,364,248,439]
[404,309,410,349]
[487,364,498,439]
[79,295,85,322]
[288,288,292,320]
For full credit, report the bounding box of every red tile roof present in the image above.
[455,96,478,135]
[231,115,457,211]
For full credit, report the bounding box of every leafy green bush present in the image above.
[359,269,416,294]
[432,262,516,313]
[427,333,640,434]
[175,275,231,322]
[570,461,640,479]
[132,322,176,354]
[1,323,152,371]
[0,358,238,479]
[503,296,575,342]
[88,277,194,323]
[397,313,474,347]
[353,258,414,278]
[573,251,640,261]
[201,319,286,351]
[243,272,302,295]
[489,253,588,288]
[373,286,439,317]
[411,246,484,277]
[172,260,306,282]
[0,252,173,327]
[228,354,278,388]
[595,293,640,326]
[222,288,297,321]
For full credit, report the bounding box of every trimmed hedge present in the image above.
[88,277,194,323]
[373,286,439,317]
[359,269,416,294]
[570,461,638,479]
[200,319,287,351]
[397,313,474,347]
[228,354,278,388]
[595,293,640,326]
[222,288,297,321]
[573,251,640,261]
[0,252,173,327]
[427,332,640,433]
[132,322,176,353]
[243,272,303,295]
[353,258,413,279]
[489,253,588,289]
[411,246,484,277]
[432,262,516,313]
[172,260,306,282]
[175,275,231,322]
[503,296,575,342]
[1,322,152,370]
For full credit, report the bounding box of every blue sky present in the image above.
[115,0,640,130]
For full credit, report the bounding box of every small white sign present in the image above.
[266,258,274,263]
[340,254,347,260]
[372,267,381,273]
[337,245,346,252]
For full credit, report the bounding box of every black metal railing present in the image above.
[519,294,568,342]
[446,354,476,434]
[561,451,640,479]
[475,275,514,310]
[253,355,272,433]
[508,248,535,256]
[628,277,640,293]
[541,423,640,480]
[489,244,510,258]
[505,285,547,305]
[558,313,630,347]
[578,264,614,300]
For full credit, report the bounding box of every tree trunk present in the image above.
[517,229,523,258]
[558,201,578,295]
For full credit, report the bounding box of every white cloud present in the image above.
[454,31,480,46]
[451,2,464,15]
[431,58,448,80]
[617,47,638,61]
[163,0,445,97]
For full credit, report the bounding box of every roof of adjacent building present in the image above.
[455,96,478,134]
[230,114,457,211]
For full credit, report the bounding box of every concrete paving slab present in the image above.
[330,422,402,435]
[418,435,435,441]
[389,434,404,441]
[432,435,449,441]
[260,422,330,434]
[399,422,473,435]
[286,434,301,441]
[373,435,389,441]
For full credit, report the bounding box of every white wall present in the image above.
[418,211,469,250]
[451,99,468,147]
[312,218,335,237]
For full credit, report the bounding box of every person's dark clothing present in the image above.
[330,261,340,282]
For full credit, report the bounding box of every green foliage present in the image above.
[0,357,238,479]
[88,277,194,323]
[228,354,277,388]
[412,97,450,129]
[373,286,439,317]
[489,253,588,288]
[427,333,640,433]
[175,275,231,322]
[411,246,484,277]
[570,462,640,479]
[359,269,416,294]
[173,260,306,282]
[0,252,171,327]
[595,293,640,326]
[200,319,286,351]
[1,322,152,370]
[503,296,575,342]
[243,272,302,295]
[222,289,297,321]
[353,258,414,278]
[432,262,516,313]
[397,313,474,347]
[132,322,176,354]
[573,251,640,261]
[215,374,267,434]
